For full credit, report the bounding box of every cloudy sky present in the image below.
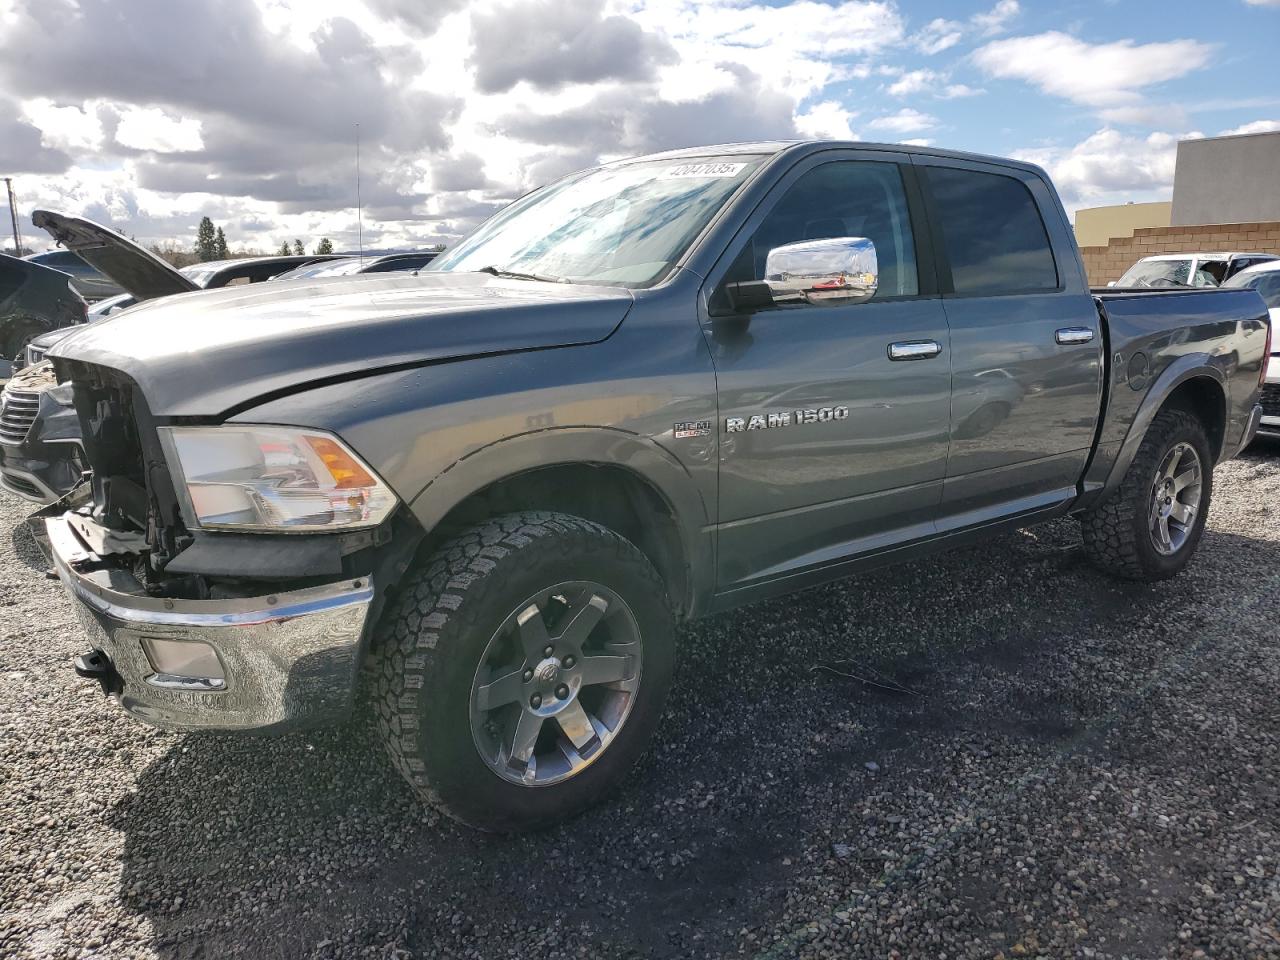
[1,0,1278,255]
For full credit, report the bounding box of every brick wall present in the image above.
[1079,221,1280,286]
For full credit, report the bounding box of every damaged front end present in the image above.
[38,360,415,733]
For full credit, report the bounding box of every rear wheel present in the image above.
[373,511,674,831]
[1080,409,1212,581]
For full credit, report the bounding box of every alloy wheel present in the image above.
[1149,441,1203,556]
[469,581,643,786]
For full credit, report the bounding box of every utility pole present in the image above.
[3,178,21,257]
[355,124,364,264]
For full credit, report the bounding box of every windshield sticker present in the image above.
[659,162,748,180]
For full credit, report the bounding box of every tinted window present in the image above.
[737,160,919,299]
[925,166,1058,295]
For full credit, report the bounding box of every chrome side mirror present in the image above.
[764,237,878,306]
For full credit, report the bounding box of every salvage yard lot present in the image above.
[3,446,1279,960]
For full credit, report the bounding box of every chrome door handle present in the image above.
[888,340,943,361]
[1056,327,1095,345]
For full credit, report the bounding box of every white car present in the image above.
[1116,252,1278,289]
[1223,259,1280,438]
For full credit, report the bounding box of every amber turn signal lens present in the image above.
[303,435,377,489]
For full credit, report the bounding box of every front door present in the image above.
[702,153,952,592]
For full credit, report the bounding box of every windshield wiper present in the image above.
[477,264,570,284]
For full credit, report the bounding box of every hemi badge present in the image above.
[673,420,713,439]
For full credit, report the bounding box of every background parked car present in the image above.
[0,253,87,365]
[22,248,124,302]
[1223,260,1280,438]
[62,253,346,337]
[271,251,440,281]
[1115,252,1278,288]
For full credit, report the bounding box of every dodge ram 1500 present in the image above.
[38,141,1269,830]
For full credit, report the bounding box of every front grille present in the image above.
[1262,383,1280,419]
[0,388,41,444]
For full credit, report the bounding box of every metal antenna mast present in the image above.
[3,178,22,256]
[355,124,364,264]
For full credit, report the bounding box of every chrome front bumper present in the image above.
[46,514,375,733]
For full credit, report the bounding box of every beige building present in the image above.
[1073,201,1172,248]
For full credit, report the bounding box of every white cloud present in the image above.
[1243,0,1280,6]
[887,69,983,98]
[866,108,937,134]
[972,31,1214,107]
[115,107,204,153]
[1010,127,1203,214]
[887,69,937,96]
[971,0,1020,35]
[914,1,1020,55]
[914,19,963,55]
[795,100,857,139]
[1219,119,1280,135]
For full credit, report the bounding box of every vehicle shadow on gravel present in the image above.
[108,513,1276,959]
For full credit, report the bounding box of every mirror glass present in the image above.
[764,236,878,306]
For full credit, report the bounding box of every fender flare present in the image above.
[406,426,715,612]
[1102,354,1227,495]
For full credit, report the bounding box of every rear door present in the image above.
[914,158,1104,526]
[704,150,952,590]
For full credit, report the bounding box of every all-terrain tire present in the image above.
[1080,409,1212,581]
[373,511,674,832]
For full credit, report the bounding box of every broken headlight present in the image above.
[158,425,398,532]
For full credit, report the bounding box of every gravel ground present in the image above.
[2,442,1279,960]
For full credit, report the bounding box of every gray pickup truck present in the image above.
[38,141,1268,831]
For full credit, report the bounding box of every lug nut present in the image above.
[522,668,534,683]
[543,645,554,657]
[555,684,570,700]
[529,693,542,709]
[563,655,576,669]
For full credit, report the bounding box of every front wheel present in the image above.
[373,511,674,831]
[1080,409,1212,581]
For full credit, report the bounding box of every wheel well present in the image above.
[1161,376,1226,461]
[426,463,691,618]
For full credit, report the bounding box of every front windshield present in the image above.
[429,156,764,287]
[1118,258,1192,288]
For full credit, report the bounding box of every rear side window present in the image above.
[924,166,1058,295]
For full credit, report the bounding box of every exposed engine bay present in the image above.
[45,359,409,603]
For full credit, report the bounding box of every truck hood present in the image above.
[31,210,198,301]
[47,271,634,416]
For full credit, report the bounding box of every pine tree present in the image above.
[292,239,304,256]
[214,227,229,261]
[277,241,292,257]
[315,237,333,255]
[195,216,217,261]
